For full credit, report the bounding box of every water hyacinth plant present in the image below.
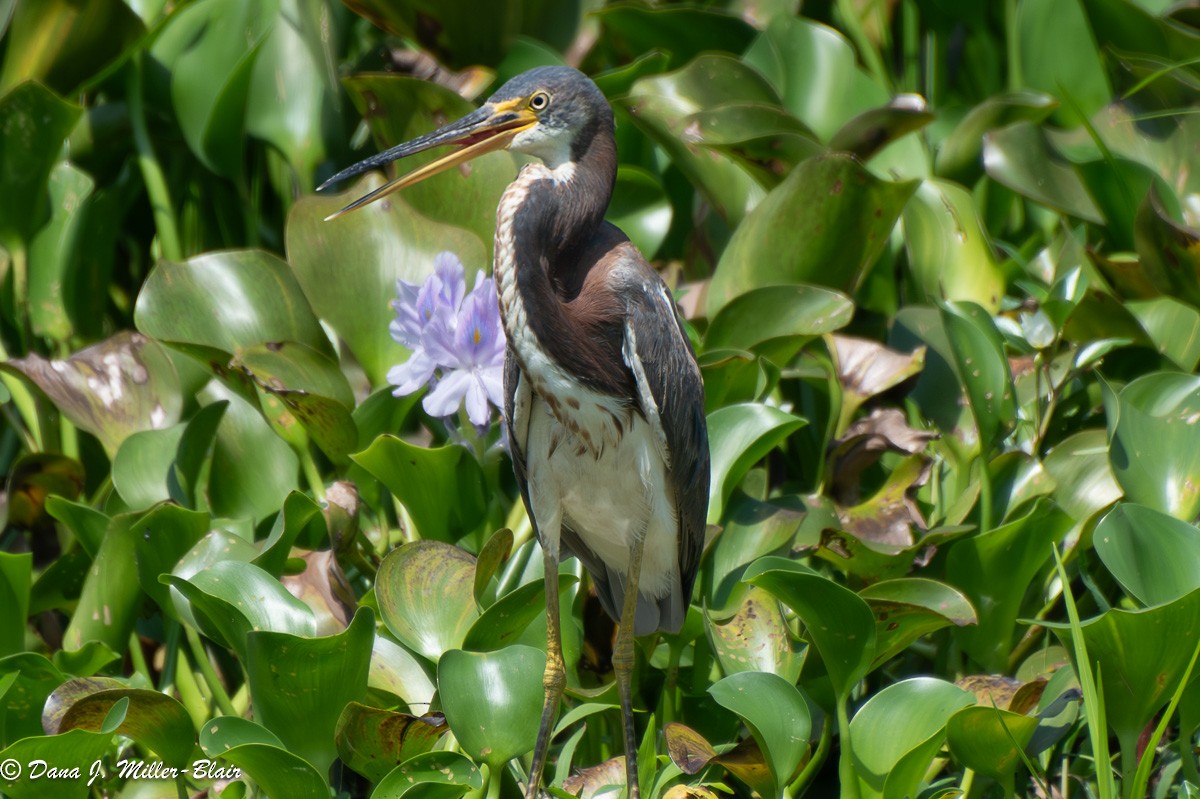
[389,252,507,429]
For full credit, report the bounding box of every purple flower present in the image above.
[387,252,507,427]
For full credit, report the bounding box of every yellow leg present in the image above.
[613,534,647,799]
[527,540,566,799]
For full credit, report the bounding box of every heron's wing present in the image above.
[621,272,710,624]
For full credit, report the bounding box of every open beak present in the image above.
[318,100,538,221]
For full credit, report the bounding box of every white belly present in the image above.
[524,395,679,599]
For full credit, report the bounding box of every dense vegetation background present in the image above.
[2,1,1200,797]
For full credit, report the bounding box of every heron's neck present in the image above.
[494,122,629,397]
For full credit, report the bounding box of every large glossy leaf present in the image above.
[709,672,811,796]
[904,182,1005,312]
[701,495,807,612]
[946,499,1073,671]
[0,728,114,799]
[45,678,194,766]
[148,0,274,178]
[131,504,210,620]
[286,175,486,387]
[135,249,332,360]
[1017,0,1111,127]
[608,165,673,259]
[859,579,977,669]
[4,332,182,457]
[743,16,883,141]
[748,562,876,699]
[941,301,1016,452]
[595,4,755,68]
[1108,372,1200,520]
[245,608,374,775]
[935,92,1059,183]
[369,636,437,714]
[705,404,806,524]
[1134,187,1200,309]
[335,702,446,783]
[945,705,1039,785]
[61,515,140,653]
[1048,589,1200,769]
[849,677,975,799]
[707,585,804,682]
[622,56,773,226]
[705,285,853,360]
[162,560,316,660]
[708,154,917,314]
[199,716,330,799]
[1094,503,1200,607]
[27,162,93,341]
[0,82,81,251]
[437,646,545,768]
[1041,429,1123,523]
[462,573,576,652]
[371,750,483,799]
[983,122,1104,223]
[376,542,479,662]
[353,435,487,543]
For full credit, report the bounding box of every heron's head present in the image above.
[319,66,610,220]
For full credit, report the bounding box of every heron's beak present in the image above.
[318,100,538,221]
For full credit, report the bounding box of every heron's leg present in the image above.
[614,533,647,799]
[527,534,566,799]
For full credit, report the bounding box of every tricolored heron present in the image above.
[320,65,710,799]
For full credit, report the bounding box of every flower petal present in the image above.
[423,368,472,418]
[387,351,437,395]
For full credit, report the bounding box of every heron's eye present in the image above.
[529,91,550,111]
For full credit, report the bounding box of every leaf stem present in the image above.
[184,625,239,718]
[297,444,326,502]
[127,53,183,262]
[836,698,860,799]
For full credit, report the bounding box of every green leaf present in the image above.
[61,514,141,653]
[828,96,934,164]
[44,497,108,558]
[0,728,113,799]
[748,563,876,699]
[705,285,854,362]
[45,678,195,766]
[1094,503,1200,607]
[335,702,447,783]
[462,574,576,652]
[595,5,755,68]
[707,154,918,315]
[707,585,804,683]
[135,249,332,360]
[287,175,486,387]
[377,542,479,662]
[0,81,82,251]
[982,122,1104,222]
[940,301,1016,453]
[706,403,806,524]
[28,162,94,341]
[945,705,1039,784]
[112,424,186,509]
[709,671,811,796]
[946,499,1073,671]
[859,579,977,669]
[163,560,316,659]
[0,653,70,746]
[701,495,806,613]
[904,182,1006,312]
[1041,428,1123,524]
[148,0,273,178]
[437,646,546,768]
[622,55,774,225]
[245,608,374,775]
[199,716,330,799]
[1108,372,1200,519]
[353,435,487,543]
[369,636,437,715]
[1133,187,1200,309]
[371,750,483,799]
[849,677,975,799]
[935,92,1059,183]
[1017,0,1112,127]
[133,504,210,620]
[4,332,183,457]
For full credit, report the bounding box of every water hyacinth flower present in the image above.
[387,252,507,427]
